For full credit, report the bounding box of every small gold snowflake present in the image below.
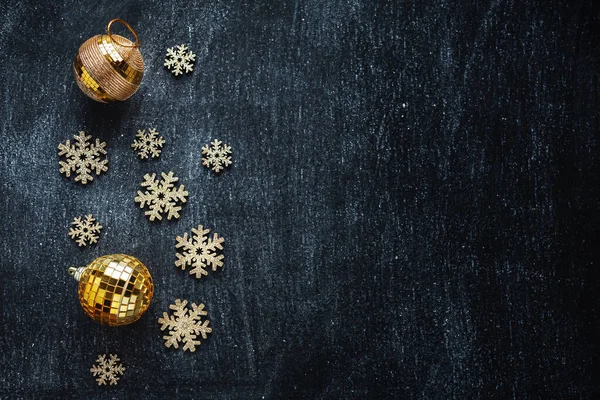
[134,171,189,221]
[175,225,224,279]
[158,299,212,352]
[58,131,108,184]
[164,44,196,76]
[131,128,165,159]
[90,354,125,386]
[69,214,102,247]
[201,139,232,173]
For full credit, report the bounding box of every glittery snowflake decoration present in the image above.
[175,225,224,279]
[131,128,165,159]
[134,171,188,221]
[69,214,102,247]
[90,354,125,386]
[201,139,232,173]
[164,44,196,76]
[58,131,108,184]
[158,299,212,352]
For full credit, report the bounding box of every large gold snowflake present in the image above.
[201,139,232,173]
[69,214,102,247]
[158,299,212,352]
[134,171,188,221]
[90,354,125,386]
[58,131,108,184]
[175,225,224,279]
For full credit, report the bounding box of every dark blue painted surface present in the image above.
[0,0,599,398]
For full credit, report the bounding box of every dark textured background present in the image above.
[1,0,599,399]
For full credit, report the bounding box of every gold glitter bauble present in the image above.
[68,254,154,326]
[73,19,144,103]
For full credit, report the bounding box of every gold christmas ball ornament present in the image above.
[73,19,144,103]
[68,254,154,326]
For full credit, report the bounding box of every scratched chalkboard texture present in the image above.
[0,0,598,399]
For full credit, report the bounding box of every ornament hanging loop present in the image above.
[107,18,140,48]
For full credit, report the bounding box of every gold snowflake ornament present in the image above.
[90,354,125,386]
[134,171,188,221]
[201,139,232,173]
[58,131,108,184]
[158,299,212,352]
[69,214,102,247]
[131,128,165,159]
[175,225,224,279]
[164,44,196,76]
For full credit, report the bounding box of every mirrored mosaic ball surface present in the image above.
[73,34,144,103]
[78,254,153,326]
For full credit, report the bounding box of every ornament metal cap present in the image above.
[68,266,86,281]
[68,254,154,326]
